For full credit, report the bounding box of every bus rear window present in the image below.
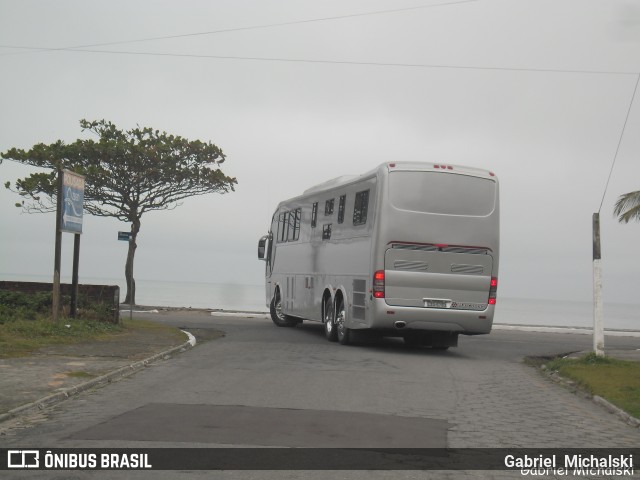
[389,171,496,216]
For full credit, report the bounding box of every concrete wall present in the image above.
[0,281,120,324]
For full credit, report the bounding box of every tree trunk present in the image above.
[123,219,140,305]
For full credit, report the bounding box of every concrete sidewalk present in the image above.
[0,324,195,422]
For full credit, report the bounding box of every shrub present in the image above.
[0,290,114,323]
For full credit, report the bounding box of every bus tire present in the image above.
[324,296,337,341]
[335,297,351,345]
[270,292,299,327]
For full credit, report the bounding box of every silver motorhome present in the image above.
[257,161,499,348]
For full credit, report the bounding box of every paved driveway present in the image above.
[1,311,638,478]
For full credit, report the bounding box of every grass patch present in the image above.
[0,316,124,358]
[119,317,187,343]
[0,289,131,358]
[0,317,187,359]
[541,353,640,419]
[0,289,116,325]
[0,290,187,359]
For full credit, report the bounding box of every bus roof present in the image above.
[301,162,496,194]
[280,161,497,210]
[386,161,497,179]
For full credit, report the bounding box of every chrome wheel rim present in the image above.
[324,304,333,333]
[336,306,346,337]
[275,299,286,321]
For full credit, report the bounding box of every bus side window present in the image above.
[353,190,369,226]
[311,202,318,228]
[280,212,289,242]
[338,195,346,224]
[277,213,284,242]
[325,199,334,216]
[292,208,301,241]
[322,224,332,240]
[287,211,295,241]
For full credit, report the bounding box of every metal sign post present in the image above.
[70,233,81,318]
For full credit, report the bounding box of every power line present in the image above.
[598,73,640,213]
[0,0,478,56]
[10,46,638,77]
[2,0,636,77]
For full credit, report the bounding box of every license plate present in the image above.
[424,299,451,308]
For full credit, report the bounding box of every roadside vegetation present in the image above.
[0,290,182,358]
[0,290,114,323]
[531,353,640,419]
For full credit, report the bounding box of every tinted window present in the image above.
[311,202,318,228]
[322,224,332,240]
[278,209,301,242]
[292,209,301,241]
[389,172,496,216]
[338,195,346,224]
[353,190,369,226]
[325,199,334,216]
[278,213,286,242]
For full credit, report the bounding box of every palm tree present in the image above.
[614,191,640,223]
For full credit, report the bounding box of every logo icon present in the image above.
[7,450,39,468]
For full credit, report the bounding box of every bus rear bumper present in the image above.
[368,300,494,335]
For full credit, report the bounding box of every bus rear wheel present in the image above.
[324,296,337,341]
[335,298,351,345]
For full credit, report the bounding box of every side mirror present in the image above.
[257,235,268,260]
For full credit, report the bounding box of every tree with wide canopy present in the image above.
[2,119,236,305]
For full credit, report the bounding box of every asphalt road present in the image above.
[1,311,639,479]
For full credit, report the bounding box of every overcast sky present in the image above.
[1,0,639,306]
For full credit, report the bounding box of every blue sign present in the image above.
[118,231,131,241]
[61,170,85,234]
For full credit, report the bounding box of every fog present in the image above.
[1,0,639,305]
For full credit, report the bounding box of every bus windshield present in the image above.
[389,171,497,216]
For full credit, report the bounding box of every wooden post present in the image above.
[592,213,604,356]
[70,233,81,318]
[52,168,63,322]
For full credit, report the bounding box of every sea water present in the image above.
[2,274,638,331]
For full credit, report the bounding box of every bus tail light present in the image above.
[373,270,385,298]
[488,277,498,305]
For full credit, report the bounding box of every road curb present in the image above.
[0,336,195,425]
[542,368,640,429]
[592,395,640,428]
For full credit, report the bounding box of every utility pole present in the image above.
[590,74,639,357]
[592,213,604,356]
